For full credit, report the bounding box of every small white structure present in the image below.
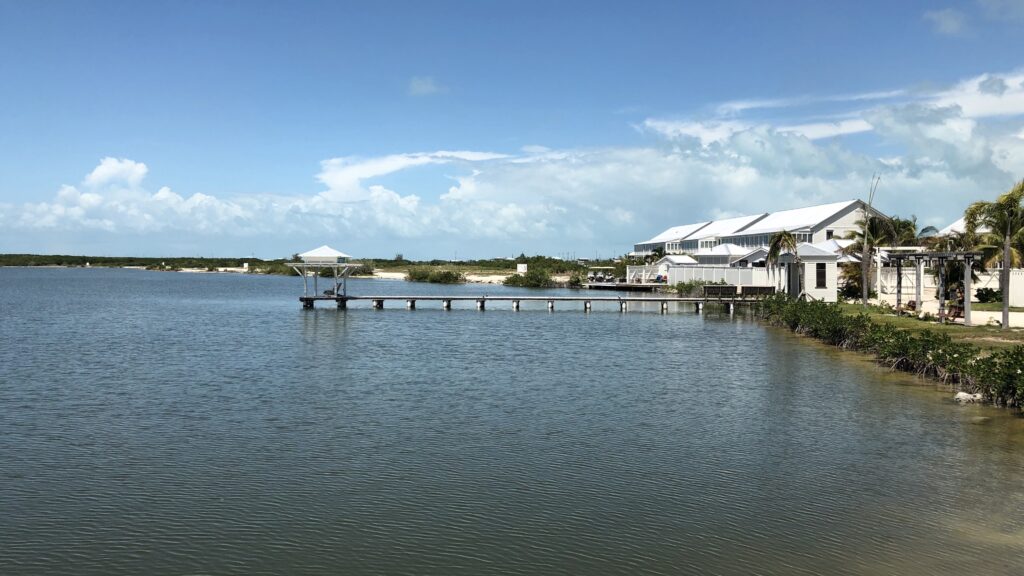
[628,254,696,283]
[692,243,743,266]
[298,245,350,264]
[692,244,767,267]
[668,265,770,287]
[516,263,528,274]
[287,245,360,303]
[777,243,839,302]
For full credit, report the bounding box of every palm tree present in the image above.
[965,180,1024,330]
[889,215,939,246]
[767,230,800,297]
[844,215,891,304]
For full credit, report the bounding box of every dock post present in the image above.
[337,298,346,309]
[477,299,486,311]
[619,301,627,313]
[302,298,314,309]
[727,302,734,315]
[547,300,554,311]
[372,299,384,310]
[584,300,591,312]
[406,299,416,310]
[512,300,520,311]
[695,301,703,314]
[442,299,451,310]
[660,301,668,314]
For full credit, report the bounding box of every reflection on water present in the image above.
[1,268,1023,575]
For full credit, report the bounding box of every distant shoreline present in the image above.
[2,263,534,286]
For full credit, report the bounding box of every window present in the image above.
[826,229,834,239]
[816,263,827,288]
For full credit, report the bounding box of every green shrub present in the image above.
[504,269,554,288]
[350,262,375,276]
[975,287,1001,303]
[756,294,1024,408]
[567,271,585,288]
[407,267,465,284]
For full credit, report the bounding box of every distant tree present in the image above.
[888,215,938,246]
[965,180,1024,330]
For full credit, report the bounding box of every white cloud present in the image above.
[778,119,874,140]
[924,8,968,36]
[9,68,1024,258]
[408,76,446,96]
[83,157,148,188]
[641,119,751,146]
[933,71,1024,118]
[715,89,906,116]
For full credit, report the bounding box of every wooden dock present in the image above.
[300,294,767,313]
[584,282,659,292]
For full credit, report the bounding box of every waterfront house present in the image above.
[633,199,887,257]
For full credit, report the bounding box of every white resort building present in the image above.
[627,199,888,302]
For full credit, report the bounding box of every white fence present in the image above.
[876,268,1001,299]
[667,266,772,287]
[625,264,663,283]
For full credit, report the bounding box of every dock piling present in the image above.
[372,299,384,310]
[547,300,554,311]
[406,299,416,310]
[476,299,486,311]
[442,299,451,310]
[512,300,520,311]
[584,300,591,312]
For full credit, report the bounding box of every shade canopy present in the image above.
[299,245,351,263]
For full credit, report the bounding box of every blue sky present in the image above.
[2,0,1023,259]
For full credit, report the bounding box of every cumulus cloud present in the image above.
[8,69,1024,257]
[933,71,1024,117]
[924,8,968,36]
[83,157,148,188]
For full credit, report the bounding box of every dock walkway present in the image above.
[300,294,767,313]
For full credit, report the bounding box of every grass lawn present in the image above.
[838,303,1024,351]
[969,302,1024,312]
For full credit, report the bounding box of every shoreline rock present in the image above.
[954,392,984,404]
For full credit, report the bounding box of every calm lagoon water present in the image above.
[2,267,1023,575]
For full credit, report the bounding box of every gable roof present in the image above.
[657,254,698,266]
[733,200,860,236]
[939,217,965,236]
[809,238,855,255]
[638,222,710,245]
[686,213,768,240]
[694,243,751,257]
[794,242,838,258]
[299,245,351,259]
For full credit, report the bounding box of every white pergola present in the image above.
[286,245,360,297]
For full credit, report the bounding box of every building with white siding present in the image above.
[633,199,887,256]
